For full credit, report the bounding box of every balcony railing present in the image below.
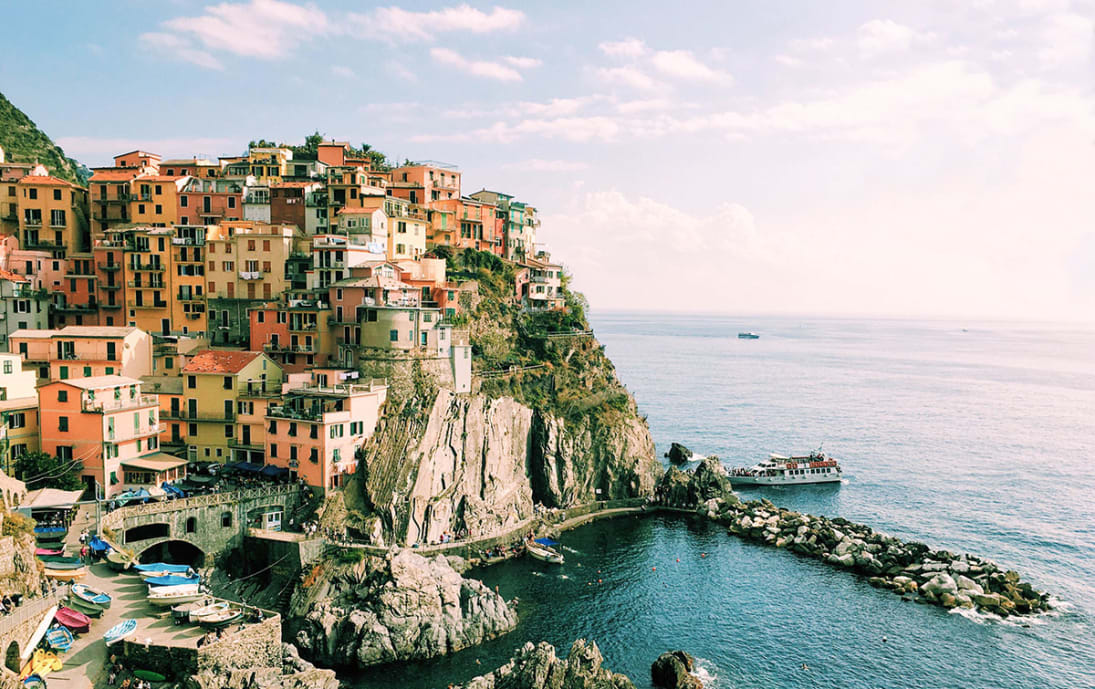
[83,394,159,413]
[131,263,165,271]
[98,263,122,272]
[238,380,280,398]
[162,409,236,422]
[263,343,313,353]
[239,271,264,280]
[101,282,121,290]
[267,405,325,421]
[127,280,165,289]
[12,287,49,300]
[126,300,168,309]
[100,302,122,309]
[171,236,205,246]
[56,302,98,313]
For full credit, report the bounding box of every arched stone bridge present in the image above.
[101,484,304,564]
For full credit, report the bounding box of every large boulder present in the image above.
[666,443,693,465]
[288,551,517,668]
[460,639,635,689]
[921,573,958,598]
[651,651,702,689]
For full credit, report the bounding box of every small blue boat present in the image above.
[145,574,200,588]
[45,625,73,652]
[23,674,45,688]
[133,562,192,574]
[103,619,137,646]
[87,536,111,558]
[70,584,111,610]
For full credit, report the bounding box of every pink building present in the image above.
[264,379,387,490]
[177,178,244,225]
[39,375,182,498]
[389,163,461,206]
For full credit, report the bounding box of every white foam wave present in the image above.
[692,657,719,687]
[562,546,581,554]
[948,606,1052,627]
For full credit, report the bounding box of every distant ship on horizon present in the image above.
[738,332,760,339]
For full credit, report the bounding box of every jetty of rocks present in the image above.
[659,456,1052,617]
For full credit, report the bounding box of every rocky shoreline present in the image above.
[658,453,1052,617]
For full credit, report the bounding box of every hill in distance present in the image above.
[0,91,89,185]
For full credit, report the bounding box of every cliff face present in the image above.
[288,551,517,669]
[0,514,43,598]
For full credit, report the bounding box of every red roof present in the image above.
[0,268,29,283]
[338,207,374,215]
[137,175,185,182]
[17,175,74,187]
[181,350,263,374]
[89,169,143,182]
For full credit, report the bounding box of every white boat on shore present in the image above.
[731,451,843,486]
[148,585,204,606]
[527,538,564,565]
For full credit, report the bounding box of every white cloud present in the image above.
[331,65,356,78]
[430,48,523,81]
[650,50,733,83]
[161,0,331,59]
[774,54,804,67]
[615,98,678,113]
[138,32,224,70]
[502,159,590,172]
[599,38,646,58]
[503,56,542,69]
[857,19,935,57]
[1038,12,1094,65]
[385,60,418,82]
[595,66,660,90]
[788,37,835,53]
[360,4,525,42]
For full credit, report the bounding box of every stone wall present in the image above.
[120,639,200,681]
[197,614,282,674]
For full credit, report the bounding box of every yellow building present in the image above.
[88,167,148,241]
[177,350,283,464]
[0,352,40,475]
[128,176,186,226]
[384,197,427,260]
[171,225,208,335]
[205,221,297,301]
[16,172,89,257]
[222,147,292,185]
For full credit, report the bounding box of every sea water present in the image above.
[349,314,1095,689]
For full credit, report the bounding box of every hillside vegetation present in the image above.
[0,91,89,184]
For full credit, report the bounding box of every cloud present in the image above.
[385,60,418,82]
[331,65,356,78]
[595,66,660,90]
[650,50,733,83]
[788,37,834,53]
[774,54,804,67]
[430,47,523,81]
[138,32,224,70]
[503,56,542,69]
[161,0,331,59]
[1038,12,1094,65]
[857,19,935,57]
[502,159,590,172]
[55,136,239,165]
[359,4,525,42]
[614,98,679,113]
[599,38,646,58]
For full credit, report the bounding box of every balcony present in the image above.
[177,293,202,302]
[162,408,235,422]
[238,271,264,280]
[131,263,165,272]
[266,405,325,421]
[127,280,165,289]
[185,312,202,320]
[263,343,313,353]
[227,438,263,451]
[98,263,121,272]
[100,302,122,310]
[239,379,280,398]
[55,302,98,313]
[289,321,317,332]
[12,287,49,300]
[171,236,205,246]
[101,283,121,291]
[23,218,42,227]
[24,238,61,250]
[126,300,168,309]
[82,394,158,413]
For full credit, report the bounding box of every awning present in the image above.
[534,538,559,547]
[23,488,84,510]
[260,465,289,478]
[121,453,189,472]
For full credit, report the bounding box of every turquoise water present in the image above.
[350,314,1095,689]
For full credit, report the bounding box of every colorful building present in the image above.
[16,172,89,257]
[520,255,565,311]
[129,176,187,226]
[469,189,538,261]
[177,177,243,225]
[9,325,152,383]
[176,350,283,464]
[0,352,41,474]
[264,378,388,490]
[0,269,48,352]
[248,297,334,371]
[383,197,427,260]
[389,162,461,206]
[39,375,175,498]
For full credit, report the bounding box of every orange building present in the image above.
[389,162,461,206]
[129,176,187,226]
[16,172,89,257]
[39,375,179,498]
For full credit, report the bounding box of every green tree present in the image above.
[14,451,84,491]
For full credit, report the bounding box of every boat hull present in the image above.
[103,619,137,646]
[66,596,104,617]
[149,592,205,606]
[43,568,87,581]
[527,545,564,565]
[732,474,842,486]
[197,611,242,629]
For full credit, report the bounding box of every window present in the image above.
[7,413,25,429]
[57,390,67,402]
[58,416,68,432]
[59,366,68,380]
[28,189,37,200]
[224,424,233,438]
[389,329,398,342]
[270,443,277,458]
[188,423,197,436]
[221,512,232,528]
[223,376,232,390]
[185,517,197,534]
[1,360,10,375]
[83,366,92,377]
[187,375,196,389]
[50,209,66,227]
[262,240,270,251]
[180,196,188,208]
[309,448,319,464]
[106,342,116,361]
[228,197,236,209]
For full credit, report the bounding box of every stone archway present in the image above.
[5,640,20,672]
[134,539,207,568]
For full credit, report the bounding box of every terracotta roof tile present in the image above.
[0,268,29,283]
[182,350,263,374]
[337,207,374,215]
[17,175,74,187]
[89,169,143,182]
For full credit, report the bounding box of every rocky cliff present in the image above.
[287,550,516,669]
[0,513,43,597]
[458,639,635,689]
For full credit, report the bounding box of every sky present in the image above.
[3,0,1094,321]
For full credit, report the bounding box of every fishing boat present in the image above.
[35,547,64,557]
[36,556,83,570]
[19,649,61,680]
[148,586,205,607]
[737,332,760,339]
[23,674,45,688]
[66,595,104,618]
[43,567,87,582]
[33,526,67,540]
[70,583,112,610]
[188,601,231,623]
[45,625,74,652]
[145,574,200,588]
[21,607,57,664]
[54,607,90,634]
[730,450,843,486]
[196,608,242,629]
[87,536,111,558]
[134,562,192,575]
[170,600,208,624]
[527,538,565,565]
[133,670,167,683]
[103,619,137,646]
[106,551,133,572]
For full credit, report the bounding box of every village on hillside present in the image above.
[0,139,567,498]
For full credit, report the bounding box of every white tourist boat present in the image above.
[147,585,205,606]
[527,539,565,565]
[731,451,843,486]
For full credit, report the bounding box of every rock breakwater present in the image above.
[658,454,1051,617]
[456,639,635,689]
